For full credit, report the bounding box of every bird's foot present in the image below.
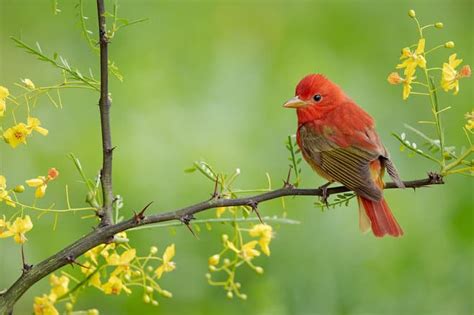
[318,182,332,206]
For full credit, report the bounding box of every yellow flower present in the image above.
[240,241,260,261]
[441,54,471,95]
[227,240,260,261]
[27,117,49,136]
[249,224,273,256]
[33,294,59,315]
[22,78,36,89]
[397,38,426,76]
[102,275,131,295]
[26,176,48,198]
[0,216,13,239]
[0,85,9,117]
[0,175,16,207]
[3,123,30,148]
[108,248,136,277]
[49,274,69,300]
[8,215,33,244]
[26,168,59,199]
[155,244,176,279]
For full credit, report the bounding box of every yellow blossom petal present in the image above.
[35,184,48,199]
[27,117,49,136]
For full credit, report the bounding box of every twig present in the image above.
[96,0,114,227]
[0,174,444,312]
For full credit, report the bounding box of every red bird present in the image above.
[284,74,405,237]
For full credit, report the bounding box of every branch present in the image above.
[0,174,444,313]
[96,0,114,226]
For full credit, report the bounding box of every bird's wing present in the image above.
[298,123,383,201]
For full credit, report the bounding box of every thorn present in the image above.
[133,201,153,224]
[282,166,295,188]
[66,256,90,269]
[20,244,32,273]
[210,175,221,200]
[180,214,199,239]
[249,201,264,224]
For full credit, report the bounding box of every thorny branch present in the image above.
[0,173,444,313]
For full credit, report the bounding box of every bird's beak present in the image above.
[283,96,305,108]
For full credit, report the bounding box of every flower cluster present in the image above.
[387,10,471,100]
[33,233,176,313]
[388,10,473,177]
[206,224,274,299]
[79,234,175,304]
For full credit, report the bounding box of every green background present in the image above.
[0,0,472,314]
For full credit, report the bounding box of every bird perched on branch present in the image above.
[283,74,405,237]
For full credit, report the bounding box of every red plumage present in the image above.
[285,74,404,237]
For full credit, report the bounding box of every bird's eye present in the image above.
[313,94,322,102]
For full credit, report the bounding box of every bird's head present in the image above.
[283,74,347,111]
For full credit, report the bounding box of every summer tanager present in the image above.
[284,74,404,237]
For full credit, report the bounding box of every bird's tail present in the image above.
[357,196,403,237]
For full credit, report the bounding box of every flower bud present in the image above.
[444,41,455,48]
[221,234,229,242]
[143,294,151,304]
[208,265,217,272]
[13,185,25,193]
[205,273,212,279]
[387,72,402,85]
[150,246,158,255]
[227,291,233,299]
[146,266,153,272]
[152,300,159,306]
[435,22,444,29]
[255,266,264,274]
[87,310,99,315]
[161,290,173,298]
[223,258,230,266]
[408,9,416,18]
[208,254,220,266]
[146,286,154,293]
[21,78,35,89]
[47,168,59,180]
[235,282,241,289]
[66,303,73,311]
[459,65,471,78]
[240,294,247,300]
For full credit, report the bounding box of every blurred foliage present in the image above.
[0,0,472,314]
